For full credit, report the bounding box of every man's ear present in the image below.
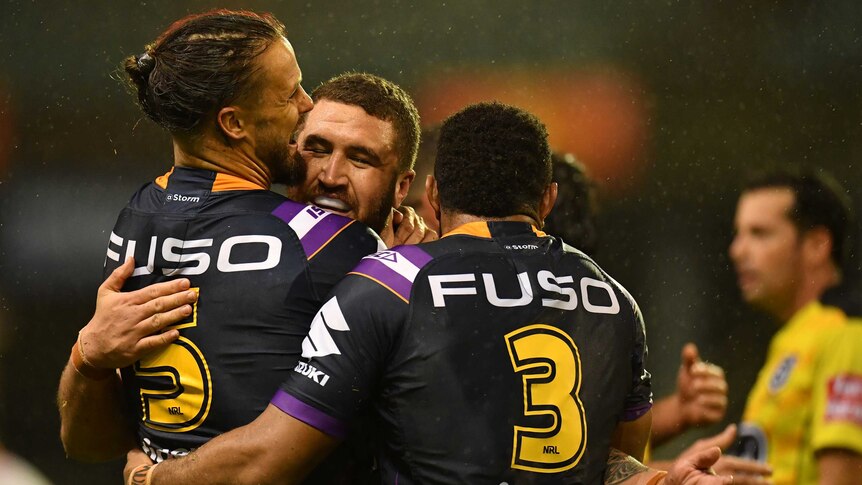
[802,226,834,267]
[216,106,246,141]
[539,182,558,226]
[392,169,416,209]
[426,175,440,220]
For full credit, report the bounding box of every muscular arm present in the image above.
[58,363,134,461]
[612,410,652,462]
[817,449,862,485]
[147,404,340,485]
[57,258,195,461]
[606,447,737,485]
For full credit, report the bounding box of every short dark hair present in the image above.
[311,73,420,172]
[123,9,286,134]
[743,167,854,266]
[544,153,599,254]
[435,102,552,218]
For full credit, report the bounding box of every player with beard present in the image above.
[57,11,426,484]
[125,102,735,485]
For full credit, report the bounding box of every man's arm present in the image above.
[613,410,652,462]
[817,447,862,484]
[128,404,339,485]
[57,258,195,461]
[605,447,733,485]
[651,344,728,447]
[648,425,772,484]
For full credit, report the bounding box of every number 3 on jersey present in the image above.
[505,324,587,473]
[134,287,213,432]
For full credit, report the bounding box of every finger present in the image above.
[135,329,180,356]
[379,210,396,248]
[131,278,193,306]
[717,456,772,476]
[690,377,729,395]
[393,208,416,238]
[138,300,194,335]
[681,342,700,369]
[102,257,136,292]
[687,446,723,470]
[138,288,197,318]
[692,361,727,378]
[698,424,737,450]
[391,207,404,225]
[421,228,439,243]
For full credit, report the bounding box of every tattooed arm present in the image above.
[605,447,733,485]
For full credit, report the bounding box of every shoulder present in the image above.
[271,201,382,260]
[347,244,435,303]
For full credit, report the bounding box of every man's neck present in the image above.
[439,212,541,235]
[172,138,272,189]
[777,265,840,322]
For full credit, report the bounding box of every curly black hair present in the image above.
[435,102,552,219]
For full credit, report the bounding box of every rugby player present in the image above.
[729,168,862,484]
[546,154,770,483]
[128,102,734,484]
[57,9,427,482]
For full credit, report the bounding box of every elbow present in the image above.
[60,425,126,463]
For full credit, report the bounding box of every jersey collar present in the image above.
[155,167,267,192]
[442,221,547,239]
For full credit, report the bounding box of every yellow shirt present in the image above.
[741,301,862,484]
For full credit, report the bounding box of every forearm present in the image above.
[149,404,338,485]
[605,449,667,485]
[649,395,686,447]
[57,359,136,461]
[818,449,862,485]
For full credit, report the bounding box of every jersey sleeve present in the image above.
[619,286,653,422]
[271,201,383,300]
[810,321,862,455]
[272,272,408,439]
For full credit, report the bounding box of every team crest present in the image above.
[372,251,399,263]
[768,355,797,393]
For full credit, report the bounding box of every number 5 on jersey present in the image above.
[134,287,213,432]
[506,324,587,473]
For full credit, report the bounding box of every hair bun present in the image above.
[136,53,155,74]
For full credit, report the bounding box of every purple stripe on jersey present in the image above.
[352,246,432,301]
[271,200,305,223]
[270,389,348,439]
[271,202,354,258]
[299,213,353,258]
[392,244,433,268]
[621,402,652,422]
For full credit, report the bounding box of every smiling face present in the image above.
[236,37,313,185]
[289,99,414,233]
[729,188,805,317]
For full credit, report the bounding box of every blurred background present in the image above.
[1,1,862,482]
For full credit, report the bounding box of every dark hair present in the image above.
[123,9,286,134]
[435,102,552,218]
[743,167,854,266]
[311,72,420,172]
[544,153,599,253]
[405,124,440,206]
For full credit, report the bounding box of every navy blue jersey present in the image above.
[105,167,381,465]
[277,221,652,484]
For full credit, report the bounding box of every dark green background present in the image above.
[1,1,860,483]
